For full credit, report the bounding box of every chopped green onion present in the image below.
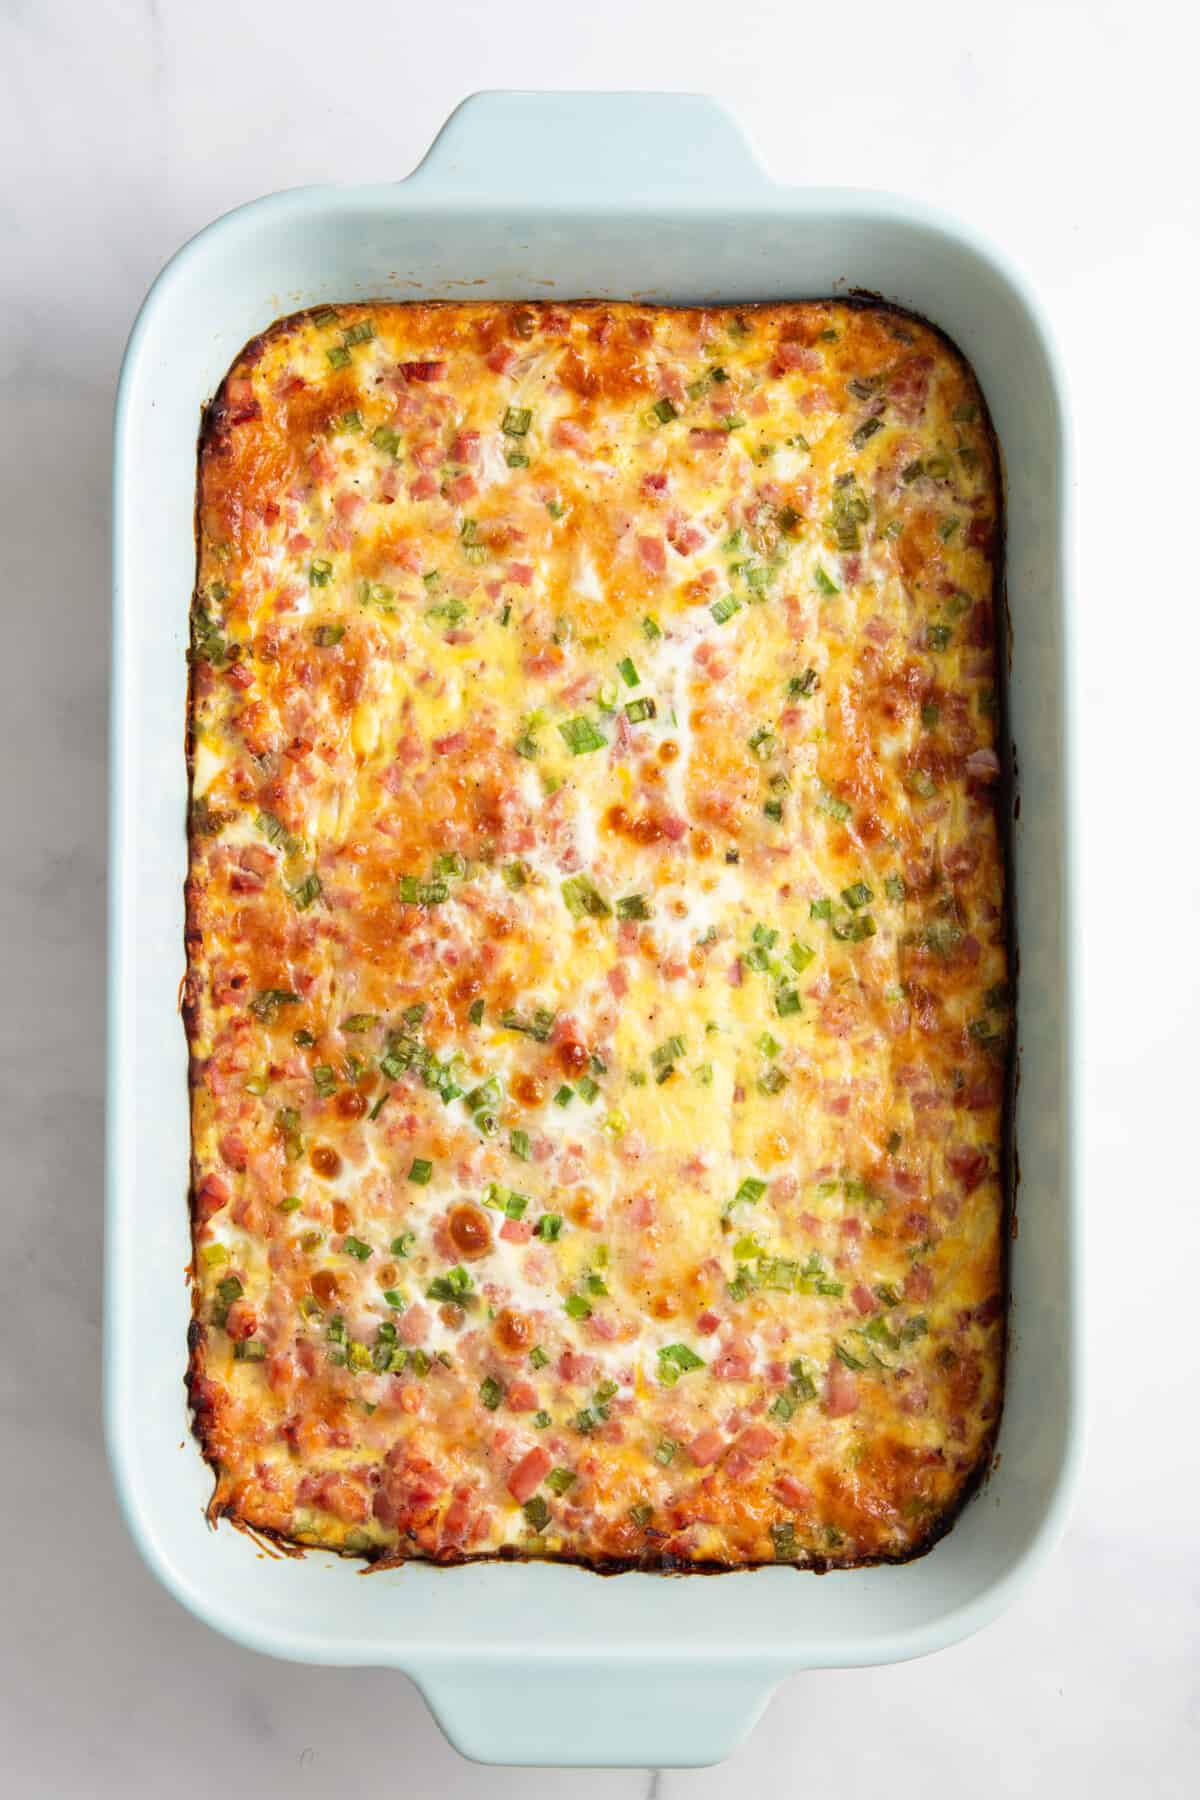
[764,798,784,822]
[427,1265,474,1302]
[371,425,401,457]
[618,656,640,687]
[288,872,322,912]
[788,940,815,972]
[771,1520,798,1558]
[710,594,741,625]
[841,881,873,910]
[342,1236,372,1261]
[654,1437,678,1466]
[757,1065,788,1096]
[523,1495,550,1530]
[342,319,374,346]
[509,1129,531,1163]
[576,1076,600,1103]
[561,874,611,919]
[546,1467,576,1496]
[530,1345,549,1369]
[553,1085,574,1108]
[468,998,485,1025]
[506,450,529,468]
[625,697,656,724]
[382,1289,405,1311]
[852,416,885,449]
[652,397,679,424]
[313,1064,337,1098]
[616,892,652,921]
[757,1031,780,1057]
[816,788,851,823]
[408,1158,433,1186]
[885,874,906,903]
[479,1376,505,1410]
[776,986,802,1017]
[502,406,533,437]
[735,1177,767,1205]
[536,1214,563,1241]
[326,345,351,369]
[926,623,952,651]
[250,989,301,1021]
[658,1343,704,1373]
[813,565,840,597]
[558,715,607,755]
[308,559,333,587]
[564,1294,592,1320]
[642,615,662,641]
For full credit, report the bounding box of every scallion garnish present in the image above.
[710,594,741,625]
[342,1236,372,1261]
[479,1376,505,1410]
[813,565,839,596]
[308,559,333,587]
[558,715,607,755]
[502,406,532,437]
[642,615,662,641]
[616,893,652,921]
[625,697,656,724]
[536,1214,563,1241]
[618,656,639,687]
[561,874,611,919]
[408,1158,433,1186]
[652,397,679,424]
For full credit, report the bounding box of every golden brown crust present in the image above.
[186,300,1008,1570]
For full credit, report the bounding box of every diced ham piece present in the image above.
[723,1423,779,1479]
[333,491,364,526]
[447,474,477,504]
[774,1473,813,1508]
[507,1446,551,1503]
[688,1429,725,1467]
[486,346,518,375]
[450,431,481,463]
[558,1349,595,1383]
[712,1338,754,1380]
[506,1381,538,1413]
[409,473,438,500]
[637,535,666,574]
[667,517,705,555]
[398,360,447,382]
[195,1174,231,1223]
[696,1309,721,1336]
[507,562,534,586]
[946,1144,988,1192]
[398,1303,431,1344]
[499,1217,533,1243]
[965,747,1001,783]
[771,341,822,376]
[689,428,728,449]
[552,419,588,450]
[823,1357,859,1417]
[851,1283,877,1317]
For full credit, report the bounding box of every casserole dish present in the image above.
[107,90,1080,1767]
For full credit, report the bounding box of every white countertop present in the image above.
[2,0,1197,1792]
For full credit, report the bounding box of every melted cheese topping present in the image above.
[186,301,1007,1569]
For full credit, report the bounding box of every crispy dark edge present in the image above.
[183,297,1011,1573]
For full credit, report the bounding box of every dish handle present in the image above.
[407,89,771,205]
[416,1658,778,1768]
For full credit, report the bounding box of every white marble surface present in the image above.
[2,0,1198,1791]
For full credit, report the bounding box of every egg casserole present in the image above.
[185,300,1008,1569]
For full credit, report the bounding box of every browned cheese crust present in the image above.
[185,301,1008,1570]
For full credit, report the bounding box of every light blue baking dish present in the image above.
[106,90,1080,1768]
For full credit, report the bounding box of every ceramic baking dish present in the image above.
[106,90,1080,1768]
